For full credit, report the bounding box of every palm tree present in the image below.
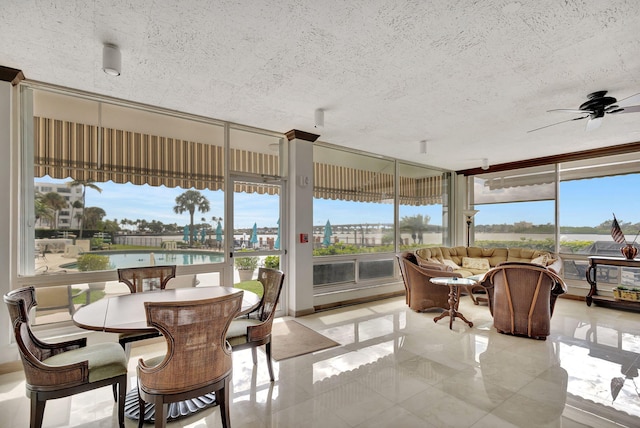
[173,190,210,246]
[400,214,431,244]
[68,179,102,238]
[83,207,106,230]
[70,200,83,229]
[34,192,54,227]
[40,192,68,229]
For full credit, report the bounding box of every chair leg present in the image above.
[154,401,168,428]
[119,340,132,361]
[30,394,45,428]
[219,378,231,428]
[265,341,274,381]
[137,393,145,428]
[117,376,126,428]
[251,347,258,365]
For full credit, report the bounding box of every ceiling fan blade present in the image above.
[614,105,640,114]
[547,108,591,114]
[586,116,603,131]
[616,92,640,108]
[527,115,588,133]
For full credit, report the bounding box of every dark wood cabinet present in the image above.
[586,256,640,311]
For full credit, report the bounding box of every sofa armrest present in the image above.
[546,256,563,276]
[416,265,462,279]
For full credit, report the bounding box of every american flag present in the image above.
[611,214,627,244]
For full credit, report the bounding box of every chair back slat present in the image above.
[117,265,176,293]
[255,268,285,322]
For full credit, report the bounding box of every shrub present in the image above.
[77,254,111,272]
[234,251,259,271]
[263,255,280,269]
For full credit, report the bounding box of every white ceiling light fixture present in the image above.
[419,140,428,154]
[314,108,324,128]
[102,43,121,76]
[482,158,489,170]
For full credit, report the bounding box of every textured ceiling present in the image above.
[1,0,640,171]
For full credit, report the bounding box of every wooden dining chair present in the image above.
[116,265,177,355]
[226,268,285,381]
[136,291,243,428]
[4,286,128,428]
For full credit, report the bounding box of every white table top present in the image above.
[430,277,479,286]
[73,286,260,333]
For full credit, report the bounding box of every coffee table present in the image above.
[429,277,475,329]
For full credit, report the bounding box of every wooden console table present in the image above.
[586,256,640,311]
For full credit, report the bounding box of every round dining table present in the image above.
[73,286,261,423]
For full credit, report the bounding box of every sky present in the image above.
[38,173,640,230]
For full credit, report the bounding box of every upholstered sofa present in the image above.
[414,246,563,278]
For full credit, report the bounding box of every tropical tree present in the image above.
[34,192,54,227]
[102,219,119,235]
[70,200,83,229]
[40,192,68,229]
[399,214,431,244]
[68,179,102,238]
[83,207,106,230]
[173,190,210,246]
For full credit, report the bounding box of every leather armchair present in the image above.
[481,261,567,340]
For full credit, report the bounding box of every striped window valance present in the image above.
[33,116,279,194]
[313,163,443,206]
[398,175,443,206]
[33,116,442,204]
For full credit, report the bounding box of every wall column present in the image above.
[285,130,318,317]
[0,66,24,363]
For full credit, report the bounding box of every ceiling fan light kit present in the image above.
[529,90,640,133]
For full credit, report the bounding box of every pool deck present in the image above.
[34,250,251,287]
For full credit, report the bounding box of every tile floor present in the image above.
[1,295,640,427]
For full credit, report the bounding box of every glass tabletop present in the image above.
[430,277,478,286]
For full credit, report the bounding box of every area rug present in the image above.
[271,319,339,361]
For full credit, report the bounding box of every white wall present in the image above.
[0,81,17,363]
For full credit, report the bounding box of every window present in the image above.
[313,145,395,255]
[312,145,449,290]
[23,87,230,279]
[398,162,447,250]
[471,165,556,251]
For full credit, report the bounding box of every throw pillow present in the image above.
[531,254,557,266]
[416,257,453,272]
[461,257,490,270]
[441,259,461,270]
[419,261,453,272]
[531,254,548,266]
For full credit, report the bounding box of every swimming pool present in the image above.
[63,250,225,270]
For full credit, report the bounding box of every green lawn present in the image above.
[72,289,105,304]
[234,280,264,298]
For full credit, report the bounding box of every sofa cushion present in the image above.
[508,248,550,262]
[462,257,491,270]
[416,247,438,261]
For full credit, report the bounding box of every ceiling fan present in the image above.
[528,90,640,133]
